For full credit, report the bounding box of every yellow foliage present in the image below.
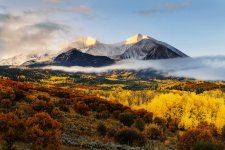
[41,76,72,84]
[87,87,156,106]
[77,78,225,133]
[141,92,225,132]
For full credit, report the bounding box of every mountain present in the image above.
[0,50,54,66]
[64,34,187,60]
[53,48,115,67]
[63,37,126,57]
[63,34,151,58]
[124,34,150,45]
[27,48,115,67]
[118,36,188,60]
[0,34,188,67]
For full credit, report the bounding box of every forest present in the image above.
[0,68,225,150]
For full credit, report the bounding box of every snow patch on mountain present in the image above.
[0,34,188,66]
[0,50,55,66]
[62,34,187,60]
[125,34,149,45]
[64,37,98,53]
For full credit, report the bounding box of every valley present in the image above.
[0,1,224,149]
[0,67,225,150]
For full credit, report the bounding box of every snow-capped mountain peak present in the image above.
[78,36,97,47]
[0,50,55,66]
[125,34,150,45]
[60,34,187,60]
[0,34,188,67]
[63,36,99,53]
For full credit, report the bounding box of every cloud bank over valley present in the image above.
[43,56,225,81]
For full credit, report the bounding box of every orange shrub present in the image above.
[221,125,225,139]
[32,99,46,112]
[134,109,148,118]
[97,123,107,136]
[95,111,110,119]
[153,117,167,130]
[197,122,218,137]
[51,108,64,121]
[74,103,90,116]
[177,128,213,150]
[144,124,164,140]
[1,99,12,109]
[114,127,146,146]
[143,112,153,123]
[167,119,179,132]
[58,98,75,105]
[37,95,50,102]
[26,112,61,149]
[0,112,25,150]
[97,104,107,112]
[112,110,121,119]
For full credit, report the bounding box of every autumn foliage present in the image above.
[114,127,146,146]
[0,112,24,150]
[26,112,61,150]
[0,77,225,149]
[177,128,213,150]
[74,103,90,116]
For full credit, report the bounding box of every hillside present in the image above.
[0,68,225,150]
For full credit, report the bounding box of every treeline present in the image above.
[167,81,224,93]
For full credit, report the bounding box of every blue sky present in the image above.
[0,0,225,57]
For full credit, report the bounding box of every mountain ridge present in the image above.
[0,34,188,67]
[26,48,115,68]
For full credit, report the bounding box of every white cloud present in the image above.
[0,12,68,59]
[44,0,64,4]
[43,56,225,81]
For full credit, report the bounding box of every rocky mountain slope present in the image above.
[0,34,188,67]
[63,34,187,60]
[26,48,115,67]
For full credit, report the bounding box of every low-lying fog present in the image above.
[42,56,225,81]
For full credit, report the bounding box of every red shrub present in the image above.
[32,100,46,112]
[197,122,218,136]
[177,128,213,150]
[97,123,107,136]
[134,109,148,118]
[26,112,61,149]
[97,104,107,112]
[1,99,12,109]
[112,110,121,119]
[153,117,167,130]
[167,119,179,132]
[74,103,90,116]
[143,112,153,123]
[114,127,147,146]
[0,112,25,150]
[95,111,110,119]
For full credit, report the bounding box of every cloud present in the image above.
[67,5,94,19]
[0,3,96,59]
[23,5,94,19]
[0,12,68,59]
[76,5,92,12]
[136,1,191,16]
[43,56,225,81]
[44,0,64,4]
[0,5,7,11]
